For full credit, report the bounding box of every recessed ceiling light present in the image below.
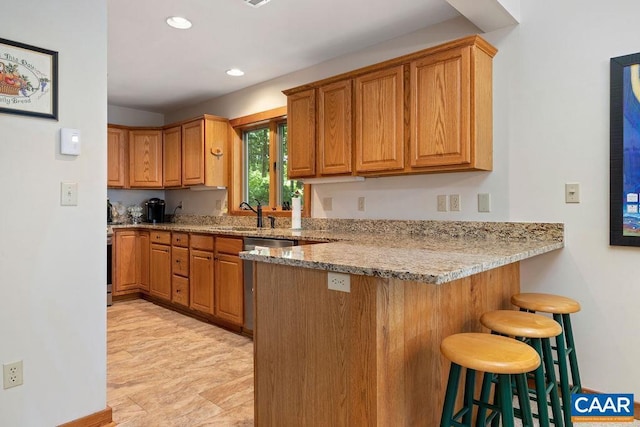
[166,16,192,30]
[226,68,245,77]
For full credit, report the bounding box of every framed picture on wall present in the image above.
[0,38,58,120]
[610,52,640,246]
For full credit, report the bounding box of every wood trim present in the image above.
[229,106,287,128]
[580,387,640,420]
[283,35,496,96]
[57,407,113,427]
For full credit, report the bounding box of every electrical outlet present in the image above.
[357,197,365,211]
[328,272,350,292]
[437,195,448,212]
[449,194,461,212]
[3,361,23,389]
[478,193,491,213]
[322,197,333,211]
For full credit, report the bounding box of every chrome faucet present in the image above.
[239,200,263,228]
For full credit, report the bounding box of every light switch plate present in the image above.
[437,195,447,212]
[322,197,333,211]
[565,183,580,203]
[61,182,78,206]
[478,193,491,212]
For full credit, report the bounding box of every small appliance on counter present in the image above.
[145,198,165,223]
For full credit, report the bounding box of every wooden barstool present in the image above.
[511,293,582,427]
[440,333,540,427]
[480,310,564,427]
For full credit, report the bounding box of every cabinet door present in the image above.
[163,126,182,187]
[137,231,150,292]
[409,46,471,168]
[354,65,404,173]
[149,243,171,300]
[114,231,138,294]
[203,118,228,187]
[319,80,352,175]
[287,89,316,178]
[129,130,163,188]
[182,119,205,186]
[190,249,215,315]
[215,254,244,326]
[107,127,128,188]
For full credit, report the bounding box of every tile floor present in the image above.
[107,300,254,426]
[108,299,638,427]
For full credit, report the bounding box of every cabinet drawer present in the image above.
[216,237,243,255]
[172,232,189,247]
[172,246,189,277]
[150,231,171,245]
[190,234,214,251]
[172,275,189,306]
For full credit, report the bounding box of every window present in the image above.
[242,119,303,209]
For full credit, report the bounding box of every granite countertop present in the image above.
[111,219,564,285]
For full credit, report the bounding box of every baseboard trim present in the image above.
[581,387,639,420]
[58,406,114,427]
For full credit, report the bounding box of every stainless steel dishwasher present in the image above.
[243,237,296,331]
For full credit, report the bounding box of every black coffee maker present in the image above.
[145,198,165,223]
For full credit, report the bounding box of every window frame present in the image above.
[229,107,310,218]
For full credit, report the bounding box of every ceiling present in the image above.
[107,0,462,114]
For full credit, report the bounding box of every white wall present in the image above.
[164,2,640,396]
[0,1,107,425]
[108,104,164,127]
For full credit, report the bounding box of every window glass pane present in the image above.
[244,127,270,206]
[278,123,304,207]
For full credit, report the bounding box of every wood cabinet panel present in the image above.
[137,231,150,292]
[354,65,404,173]
[129,130,163,188]
[287,89,316,178]
[150,243,171,300]
[182,119,205,186]
[409,47,470,168]
[203,117,228,187]
[163,126,182,187]
[215,253,243,326]
[172,275,189,307]
[216,237,243,255]
[150,231,171,245]
[190,249,215,315]
[190,234,214,251]
[172,246,189,277]
[172,232,189,247]
[107,127,128,188]
[114,231,138,294]
[319,80,352,175]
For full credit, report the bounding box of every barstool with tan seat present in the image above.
[480,310,565,427]
[511,293,582,427]
[440,332,541,427]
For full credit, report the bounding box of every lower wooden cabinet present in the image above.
[215,253,243,325]
[150,243,172,300]
[190,248,215,315]
[114,229,149,295]
[172,275,189,307]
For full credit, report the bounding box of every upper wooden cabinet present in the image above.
[107,127,128,188]
[163,125,182,188]
[319,80,352,175]
[283,35,497,178]
[409,43,493,172]
[129,129,163,188]
[287,90,316,178]
[354,66,404,173]
[182,116,228,187]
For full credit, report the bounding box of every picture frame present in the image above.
[0,38,58,120]
[610,52,640,246]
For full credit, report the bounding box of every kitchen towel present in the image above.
[291,197,301,229]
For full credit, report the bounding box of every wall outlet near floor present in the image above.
[478,193,491,213]
[449,194,461,212]
[3,360,23,389]
[357,197,365,211]
[328,272,350,292]
[437,195,448,212]
[322,197,333,211]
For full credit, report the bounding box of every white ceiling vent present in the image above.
[244,0,272,8]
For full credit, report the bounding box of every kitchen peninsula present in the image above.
[240,220,563,427]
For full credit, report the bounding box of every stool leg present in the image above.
[441,362,462,427]
[498,374,515,427]
[463,368,476,426]
[553,314,573,427]
[531,338,551,427]
[542,336,564,427]
[562,313,582,393]
[514,372,534,427]
[476,372,494,427]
